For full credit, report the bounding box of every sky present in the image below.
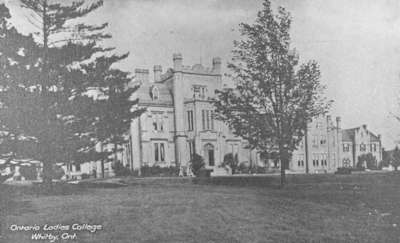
[4,0,400,149]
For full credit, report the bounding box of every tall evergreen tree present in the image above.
[0,0,142,183]
[214,0,331,186]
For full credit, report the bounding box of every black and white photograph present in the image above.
[0,0,400,242]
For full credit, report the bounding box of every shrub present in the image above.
[357,153,377,170]
[222,153,239,174]
[140,165,179,177]
[190,154,205,177]
[51,164,65,180]
[238,162,250,174]
[81,173,90,180]
[19,165,38,180]
[112,161,132,177]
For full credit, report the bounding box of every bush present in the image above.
[190,154,205,177]
[140,165,179,177]
[335,167,352,174]
[51,164,65,180]
[81,173,90,180]
[238,162,250,174]
[19,165,38,180]
[357,153,377,170]
[222,153,239,174]
[112,161,132,177]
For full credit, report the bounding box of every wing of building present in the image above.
[290,116,382,173]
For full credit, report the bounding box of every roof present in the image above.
[342,128,356,142]
[135,81,173,107]
[341,126,381,142]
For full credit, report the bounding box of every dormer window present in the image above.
[151,86,159,101]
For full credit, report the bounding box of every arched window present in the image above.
[150,86,159,100]
[204,143,215,166]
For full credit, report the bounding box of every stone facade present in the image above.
[121,54,383,175]
[290,116,382,173]
[125,54,258,173]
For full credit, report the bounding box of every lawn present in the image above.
[1,172,400,243]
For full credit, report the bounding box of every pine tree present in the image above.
[0,0,142,183]
[214,0,331,186]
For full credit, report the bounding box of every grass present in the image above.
[1,173,400,242]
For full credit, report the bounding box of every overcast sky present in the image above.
[5,0,400,148]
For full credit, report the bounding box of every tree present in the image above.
[190,154,205,177]
[392,146,400,171]
[214,0,331,186]
[0,1,142,183]
[357,153,377,170]
[222,153,239,174]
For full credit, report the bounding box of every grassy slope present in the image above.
[1,173,400,243]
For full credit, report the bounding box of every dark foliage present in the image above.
[140,165,180,177]
[0,1,143,183]
[222,153,239,174]
[19,165,38,180]
[190,154,205,177]
[112,161,133,177]
[357,153,377,170]
[214,0,331,185]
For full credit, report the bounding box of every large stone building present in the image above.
[60,53,381,177]
[125,54,258,174]
[290,115,382,173]
[120,54,383,175]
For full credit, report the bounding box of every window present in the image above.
[75,163,81,172]
[200,87,206,99]
[188,140,195,160]
[187,110,194,131]
[202,110,205,130]
[152,114,164,132]
[153,119,158,131]
[373,143,377,152]
[312,135,318,147]
[154,143,159,162]
[154,143,166,162]
[360,143,366,152]
[202,109,214,130]
[151,86,159,101]
[343,144,350,152]
[160,143,165,162]
[320,136,326,145]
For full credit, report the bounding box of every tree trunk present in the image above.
[280,157,286,186]
[279,141,287,187]
[101,160,105,178]
[42,161,52,185]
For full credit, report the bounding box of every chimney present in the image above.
[378,134,381,141]
[153,65,162,82]
[212,57,222,74]
[173,53,183,71]
[336,116,341,129]
[362,124,367,130]
[135,68,149,83]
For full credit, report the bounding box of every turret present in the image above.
[212,57,222,74]
[153,65,162,82]
[173,53,183,71]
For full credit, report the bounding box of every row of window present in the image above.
[297,159,328,167]
[312,135,328,147]
[187,109,215,131]
[342,143,378,152]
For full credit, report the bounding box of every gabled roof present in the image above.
[342,128,356,142]
[341,126,381,142]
